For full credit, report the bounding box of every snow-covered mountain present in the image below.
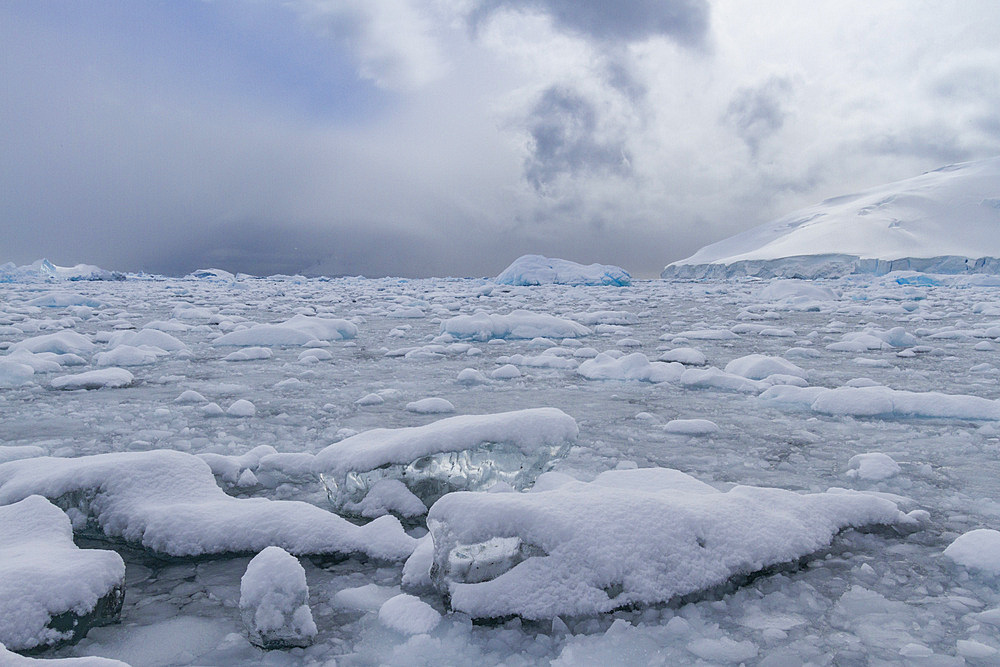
[664,156,1000,278]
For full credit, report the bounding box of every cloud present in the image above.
[523,86,632,190]
[471,0,711,47]
[725,76,795,158]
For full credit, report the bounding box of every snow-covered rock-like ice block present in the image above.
[495,255,631,286]
[760,385,1000,420]
[0,496,125,651]
[427,467,918,619]
[315,408,578,514]
[441,311,590,341]
[10,331,96,356]
[0,450,415,560]
[240,547,316,649]
[724,354,807,381]
[577,352,684,383]
[378,594,441,635]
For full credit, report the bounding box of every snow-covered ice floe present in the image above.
[0,496,125,652]
[427,467,920,619]
[442,310,590,341]
[0,451,415,559]
[315,408,578,517]
[495,255,631,287]
[213,314,357,346]
[760,384,1000,420]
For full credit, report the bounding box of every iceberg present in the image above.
[496,255,631,286]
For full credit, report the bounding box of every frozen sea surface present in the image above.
[2,273,1000,665]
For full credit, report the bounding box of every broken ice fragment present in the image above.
[315,409,577,517]
[240,547,316,649]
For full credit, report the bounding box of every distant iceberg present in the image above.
[0,258,124,282]
[497,255,631,286]
[664,156,1000,278]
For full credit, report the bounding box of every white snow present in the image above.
[0,451,415,560]
[846,453,901,481]
[442,311,590,341]
[496,255,631,287]
[428,467,916,619]
[666,156,1000,277]
[405,397,456,414]
[50,368,134,390]
[239,546,316,649]
[378,594,441,635]
[0,496,125,651]
[944,529,1000,575]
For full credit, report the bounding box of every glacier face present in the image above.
[665,156,1000,278]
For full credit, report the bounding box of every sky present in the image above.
[3,0,1000,278]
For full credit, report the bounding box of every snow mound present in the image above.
[442,311,590,341]
[50,368,134,390]
[846,453,901,481]
[315,408,578,513]
[724,354,807,381]
[240,547,316,649]
[577,352,684,383]
[0,451,415,560]
[0,496,125,651]
[496,255,631,286]
[761,385,1000,420]
[10,331,96,356]
[378,594,441,634]
[428,467,918,619]
[213,314,357,346]
[665,157,1000,278]
[944,529,1000,575]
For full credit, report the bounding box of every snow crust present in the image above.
[665,157,1000,277]
[496,255,631,286]
[428,467,914,619]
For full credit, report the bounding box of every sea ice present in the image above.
[944,529,1000,575]
[495,255,631,287]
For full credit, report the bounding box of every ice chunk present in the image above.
[0,451,415,560]
[0,644,128,665]
[846,453,901,481]
[50,368,134,390]
[10,331,95,355]
[658,347,707,366]
[495,255,630,286]
[378,594,441,635]
[0,496,125,651]
[223,347,273,361]
[442,310,590,341]
[406,398,455,414]
[577,352,683,383]
[0,360,35,387]
[213,314,357,346]
[94,345,160,367]
[106,329,187,352]
[724,354,807,381]
[226,399,256,417]
[427,467,916,619]
[456,368,488,385]
[240,547,316,649]
[664,419,719,436]
[944,529,1000,575]
[315,409,578,513]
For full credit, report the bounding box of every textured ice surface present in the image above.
[3,272,1000,664]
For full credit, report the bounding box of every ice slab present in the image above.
[316,409,578,515]
[0,451,415,560]
[428,467,917,619]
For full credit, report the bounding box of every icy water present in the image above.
[2,274,1000,665]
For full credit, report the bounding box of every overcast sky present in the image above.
[4,1,1000,278]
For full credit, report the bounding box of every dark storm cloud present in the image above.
[524,87,632,191]
[725,77,794,158]
[471,0,710,47]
